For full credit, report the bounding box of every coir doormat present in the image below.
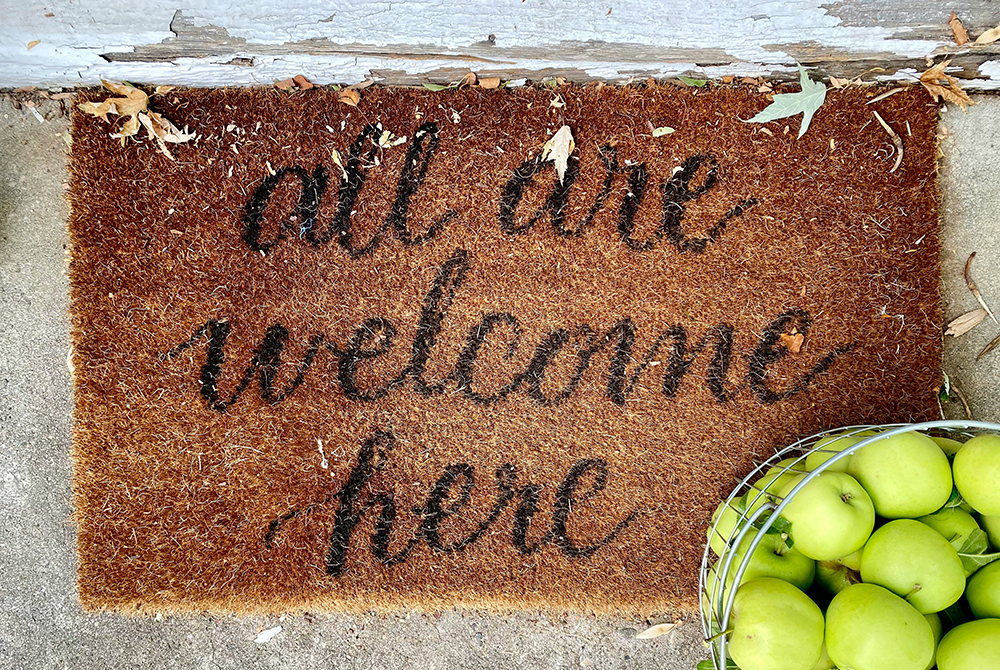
[69,83,941,615]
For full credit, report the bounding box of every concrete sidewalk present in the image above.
[1,92,998,670]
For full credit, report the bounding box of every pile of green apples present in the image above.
[703,428,1000,670]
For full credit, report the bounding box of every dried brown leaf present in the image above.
[975,22,1000,44]
[457,72,477,89]
[540,125,575,185]
[478,76,501,89]
[110,115,141,145]
[964,252,999,324]
[636,623,678,639]
[950,12,970,46]
[293,75,314,90]
[338,88,361,107]
[779,332,805,354]
[154,85,176,95]
[945,309,988,337]
[26,39,40,50]
[78,81,154,144]
[77,99,117,122]
[978,332,1000,361]
[919,60,974,111]
[137,110,196,160]
[274,78,296,91]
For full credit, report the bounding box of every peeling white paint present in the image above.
[979,60,1000,81]
[0,0,996,88]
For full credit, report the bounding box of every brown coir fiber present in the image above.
[69,83,941,616]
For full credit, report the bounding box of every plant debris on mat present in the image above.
[68,84,942,616]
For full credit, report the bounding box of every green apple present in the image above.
[746,458,804,514]
[730,578,824,670]
[917,507,982,551]
[932,435,965,461]
[936,619,1000,670]
[966,560,1000,619]
[825,583,934,670]
[924,613,943,670]
[778,471,875,561]
[805,430,878,472]
[809,644,836,670]
[953,434,1000,515]
[815,556,862,595]
[860,519,965,614]
[847,430,953,518]
[981,514,1000,549]
[705,532,816,607]
[708,499,744,557]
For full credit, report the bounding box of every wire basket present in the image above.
[698,419,1000,670]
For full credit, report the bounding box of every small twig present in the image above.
[951,381,972,419]
[978,332,1000,361]
[866,86,906,105]
[964,252,999,324]
[872,111,904,173]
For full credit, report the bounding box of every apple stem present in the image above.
[704,628,735,643]
[905,584,923,599]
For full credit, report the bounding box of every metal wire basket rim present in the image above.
[699,419,1000,670]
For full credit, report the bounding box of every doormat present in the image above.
[69,83,941,616]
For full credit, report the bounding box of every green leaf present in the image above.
[943,486,965,509]
[940,372,952,403]
[940,601,968,630]
[679,75,708,87]
[748,512,794,547]
[736,492,749,514]
[422,83,453,92]
[746,63,827,138]
[696,660,739,670]
[959,550,1000,574]
[959,528,989,556]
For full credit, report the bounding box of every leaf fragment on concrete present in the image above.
[746,63,826,138]
[920,60,974,111]
[978,332,1000,361]
[636,622,679,639]
[950,12,970,46]
[254,626,282,644]
[975,22,1000,44]
[26,39,40,50]
[945,309,988,337]
[540,125,575,185]
[964,252,999,324]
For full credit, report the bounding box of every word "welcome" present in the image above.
[162,248,855,413]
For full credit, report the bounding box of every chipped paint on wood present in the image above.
[2,1,1000,88]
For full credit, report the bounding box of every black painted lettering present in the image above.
[552,459,637,558]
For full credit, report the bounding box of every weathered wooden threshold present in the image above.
[91,11,1000,88]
